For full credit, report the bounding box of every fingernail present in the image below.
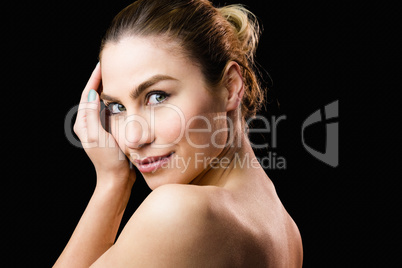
[88,89,97,102]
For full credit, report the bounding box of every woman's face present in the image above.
[101,37,230,189]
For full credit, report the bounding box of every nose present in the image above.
[124,114,153,149]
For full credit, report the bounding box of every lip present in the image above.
[133,152,174,173]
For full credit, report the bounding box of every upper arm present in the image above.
[90,185,232,267]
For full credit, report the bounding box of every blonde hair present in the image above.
[218,4,260,63]
[101,0,264,119]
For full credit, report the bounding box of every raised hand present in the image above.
[73,63,135,188]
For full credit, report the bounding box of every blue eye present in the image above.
[107,103,126,114]
[147,92,169,105]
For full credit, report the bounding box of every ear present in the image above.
[223,62,244,112]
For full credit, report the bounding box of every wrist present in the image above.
[93,177,133,215]
[95,171,135,193]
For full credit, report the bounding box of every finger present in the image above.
[76,63,102,123]
[79,62,102,105]
[85,90,102,145]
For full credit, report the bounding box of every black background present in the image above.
[3,0,398,267]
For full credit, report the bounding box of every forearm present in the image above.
[54,177,132,267]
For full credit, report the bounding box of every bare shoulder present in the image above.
[91,184,239,267]
[138,183,215,218]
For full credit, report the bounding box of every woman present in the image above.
[55,0,303,267]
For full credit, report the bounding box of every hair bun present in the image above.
[218,4,261,61]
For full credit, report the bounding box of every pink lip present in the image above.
[133,152,174,173]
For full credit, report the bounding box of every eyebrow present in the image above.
[100,75,178,102]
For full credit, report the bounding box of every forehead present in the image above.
[100,36,200,86]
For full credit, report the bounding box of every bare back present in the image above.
[204,175,303,267]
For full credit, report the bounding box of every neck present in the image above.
[190,130,265,188]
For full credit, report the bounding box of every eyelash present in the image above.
[103,91,171,115]
[146,91,170,105]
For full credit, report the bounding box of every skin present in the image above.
[54,37,303,267]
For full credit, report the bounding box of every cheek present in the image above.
[185,114,215,148]
[183,111,229,151]
[153,108,185,145]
